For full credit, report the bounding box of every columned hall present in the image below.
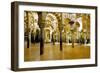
[24,11,90,61]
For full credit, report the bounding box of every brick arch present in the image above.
[52,13,62,27]
[45,13,58,29]
[45,12,62,31]
[51,13,63,51]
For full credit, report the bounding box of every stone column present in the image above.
[71,30,74,48]
[59,13,64,51]
[26,11,30,48]
[38,12,45,55]
[69,21,75,48]
[60,30,63,51]
[40,27,44,55]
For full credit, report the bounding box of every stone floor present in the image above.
[24,43,90,62]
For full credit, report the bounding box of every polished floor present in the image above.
[24,43,90,61]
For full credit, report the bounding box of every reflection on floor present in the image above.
[24,43,90,61]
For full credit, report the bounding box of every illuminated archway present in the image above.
[44,13,58,43]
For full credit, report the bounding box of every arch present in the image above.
[44,12,64,47]
[45,13,58,31]
[44,28,51,42]
[31,12,40,31]
[24,11,40,32]
[76,17,82,31]
[52,13,62,28]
